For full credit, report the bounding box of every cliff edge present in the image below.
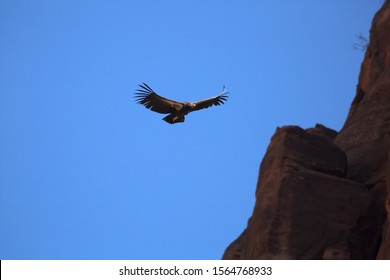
[223,1,390,259]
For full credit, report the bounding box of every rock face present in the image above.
[223,1,390,260]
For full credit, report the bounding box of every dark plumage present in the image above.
[134,83,229,124]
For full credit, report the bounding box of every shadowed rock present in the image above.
[223,126,371,259]
[223,1,390,260]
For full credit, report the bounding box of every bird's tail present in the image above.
[163,114,184,124]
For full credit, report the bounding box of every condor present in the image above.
[134,83,228,124]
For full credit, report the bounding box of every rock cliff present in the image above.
[223,1,390,260]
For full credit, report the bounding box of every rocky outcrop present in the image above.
[223,125,372,259]
[223,1,390,260]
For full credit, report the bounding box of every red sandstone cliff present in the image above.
[223,1,390,260]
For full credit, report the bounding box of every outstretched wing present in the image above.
[192,86,229,111]
[134,83,183,114]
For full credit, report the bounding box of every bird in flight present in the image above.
[134,83,229,124]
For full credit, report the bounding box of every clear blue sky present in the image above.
[0,0,380,259]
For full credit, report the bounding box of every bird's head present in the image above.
[184,102,196,109]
